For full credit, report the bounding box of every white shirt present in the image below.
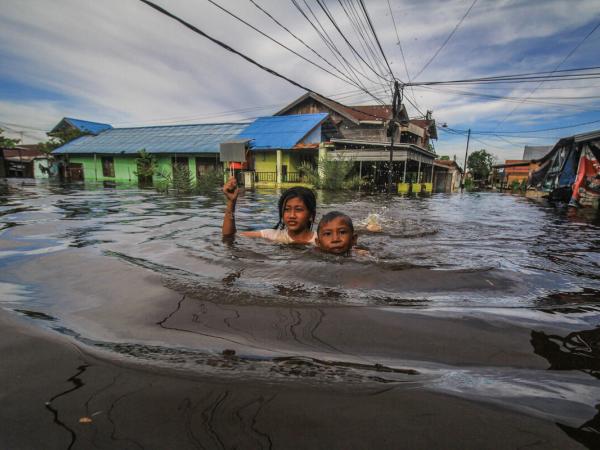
[259,229,317,245]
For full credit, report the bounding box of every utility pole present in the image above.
[387,81,402,194]
[460,128,471,192]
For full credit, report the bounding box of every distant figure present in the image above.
[222,176,317,245]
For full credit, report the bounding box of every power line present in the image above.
[413,0,478,80]
[448,118,600,135]
[342,0,390,77]
[138,0,389,119]
[405,71,600,87]
[315,0,392,85]
[356,0,395,81]
[336,0,391,81]
[204,0,370,93]
[290,0,388,94]
[414,85,599,111]
[247,0,373,98]
[493,20,600,131]
[386,0,418,107]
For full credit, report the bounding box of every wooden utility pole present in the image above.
[387,81,402,194]
[460,128,471,192]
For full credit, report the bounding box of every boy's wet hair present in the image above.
[317,211,354,234]
[274,186,317,230]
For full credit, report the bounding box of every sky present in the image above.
[1,0,599,162]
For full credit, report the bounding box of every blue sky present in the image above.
[0,0,599,161]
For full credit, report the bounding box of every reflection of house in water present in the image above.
[531,326,600,448]
[0,145,51,179]
[275,92,441,192]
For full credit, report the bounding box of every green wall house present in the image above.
[52,122,248,183]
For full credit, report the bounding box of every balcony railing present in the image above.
[253,172,304,183]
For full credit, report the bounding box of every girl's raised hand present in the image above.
[223,176,239,202]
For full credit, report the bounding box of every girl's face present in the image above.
[282,197,312,232]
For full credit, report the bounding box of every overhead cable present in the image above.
[138,0,389,119]
[413,0,478,80]
[205,0,383,102]
[493,20,600,130]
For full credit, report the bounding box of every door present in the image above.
[67,163,84,181]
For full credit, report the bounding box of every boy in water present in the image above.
[315,211,358,255]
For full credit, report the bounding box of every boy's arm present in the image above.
[222,177,238,236]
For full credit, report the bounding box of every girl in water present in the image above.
[222,176,317,245]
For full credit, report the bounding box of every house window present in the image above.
[172,156,189,175]
[101,156,115,177]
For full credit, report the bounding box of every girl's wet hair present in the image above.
[317,211,354,234]
[274,187,317,230]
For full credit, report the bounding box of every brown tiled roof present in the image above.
[345,105,392,121]
[435,159,456,166]
[276,92,397,123]
[410,119,433,129]
[2,146,46,158]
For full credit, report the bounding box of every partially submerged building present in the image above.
[0,145,50,179]
[235,113,333,186]
[51,113,331,186]
[52,122,247,183]
[433,159,463,193]
[492,145,551,190]
[275,92,439,192]
[529,130,600,208]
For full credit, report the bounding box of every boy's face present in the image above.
[316,217,357,255]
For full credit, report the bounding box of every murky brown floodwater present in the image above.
[2,178,600,448]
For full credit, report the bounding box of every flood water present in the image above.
[2,179,600,448]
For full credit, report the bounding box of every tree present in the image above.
[0,129,20,148]
[37,128,87,154]
[467,149,496,180]
[439,155,450,161]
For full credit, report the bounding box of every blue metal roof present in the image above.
[63,117,113,134]
[53,122,250,155]
[237,113,328,150]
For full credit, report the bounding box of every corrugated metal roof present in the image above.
[52,122,250,155]
[237,113,328,150]
[63,118,113,134]
[522,145,552,160]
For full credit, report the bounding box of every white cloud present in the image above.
[0,0,598,165]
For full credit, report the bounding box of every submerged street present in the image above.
[1,180,600,449]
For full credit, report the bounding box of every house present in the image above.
[529,130,600,208]
[52,122,248,183]
[235,113,332,186]
[491,145,551,189]
[49,117,113,136]
[433,159,463,192]
[50,113,331,186]
[274,92,438,192]
[0,145,50,179]
[523,145,552,160]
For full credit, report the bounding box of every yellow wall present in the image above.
[252,151,306,173]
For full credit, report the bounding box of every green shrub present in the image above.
[134,149,157,183]
[196,167,224,191]
[300,156,363,190]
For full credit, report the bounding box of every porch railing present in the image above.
[253,172,304,183]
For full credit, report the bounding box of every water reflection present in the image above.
[531,327,600,448]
